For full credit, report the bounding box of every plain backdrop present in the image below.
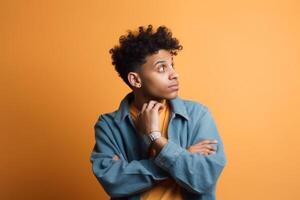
[1,0,300,199]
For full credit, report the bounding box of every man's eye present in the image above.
[158,65,165,72]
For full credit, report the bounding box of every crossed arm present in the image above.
[90,108,226,198]
[113,137,218,160]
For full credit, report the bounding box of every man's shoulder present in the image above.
[178,97,210,118]
[94,110,118,125]
[180,97,208,109]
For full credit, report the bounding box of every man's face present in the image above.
[138,49,180,100]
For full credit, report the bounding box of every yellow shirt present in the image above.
[129,99,183,200]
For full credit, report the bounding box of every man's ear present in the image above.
[128,72,142,88]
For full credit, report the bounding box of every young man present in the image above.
[90,25,227,200]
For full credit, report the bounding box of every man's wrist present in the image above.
[148,130,161,142]
[142,131,168,155]
[151,136,168,154]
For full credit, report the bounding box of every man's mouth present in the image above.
[168,83,179,90]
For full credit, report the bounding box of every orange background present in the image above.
[1,0,300,199]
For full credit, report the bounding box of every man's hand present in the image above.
[114,139,218,160]
[135,100,165,136]
[112,155,120,160]
[187,139,218,156]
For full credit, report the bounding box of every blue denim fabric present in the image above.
[90,91,227,200]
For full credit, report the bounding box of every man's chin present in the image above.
[163,91,179,100]
[146,90,179,101]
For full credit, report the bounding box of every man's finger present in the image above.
[141,103,147,113]
[205,144,217,150]
[152,102,164,112]
[190,146,216,152]
[112,155,120,160]
[192,141,215,147]
[146,100,156,110]
[198,139,218,145]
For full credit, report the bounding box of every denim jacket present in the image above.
[90,91,227,200]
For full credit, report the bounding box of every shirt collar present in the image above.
[114,91,189,123]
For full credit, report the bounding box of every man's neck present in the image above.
[131,91,166,111]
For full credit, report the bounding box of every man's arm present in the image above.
[90,116,169,198]
[151,107,227,194]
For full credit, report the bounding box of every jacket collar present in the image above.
[114,91,189,123]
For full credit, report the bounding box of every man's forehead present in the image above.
[153,56,173,65]
[149,51,173,63]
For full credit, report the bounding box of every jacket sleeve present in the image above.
[153,106,227,194]
[90,116,169,198]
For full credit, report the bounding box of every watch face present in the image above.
[149,131,161,141]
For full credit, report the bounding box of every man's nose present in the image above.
[169,68,179,80]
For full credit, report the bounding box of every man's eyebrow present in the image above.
[153,57,173,66]
[153,60,166,66]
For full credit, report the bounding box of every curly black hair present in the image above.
[109,24,183,88]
